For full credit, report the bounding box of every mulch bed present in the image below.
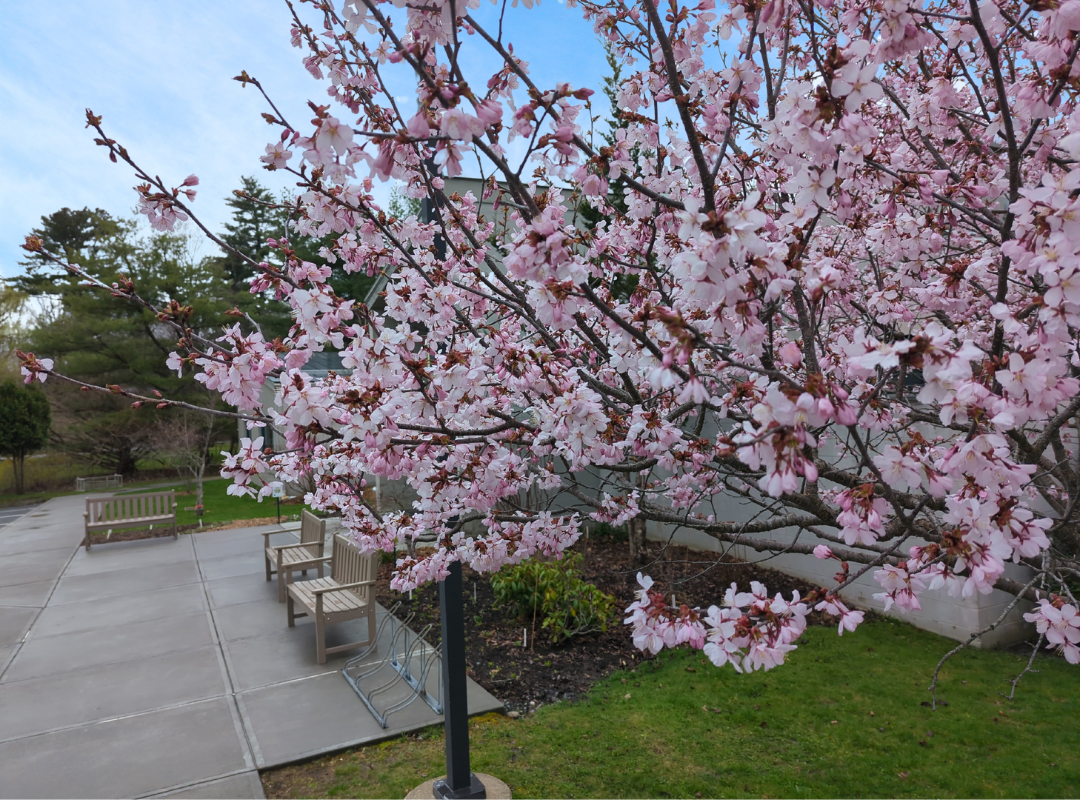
[375,535,828,714]
[80,515,287,547]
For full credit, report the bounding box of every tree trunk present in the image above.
[13,455,25,495]
[627,472,648,566]
[194,464,205,516]
[628,515,647,566]
[115,446,138,478]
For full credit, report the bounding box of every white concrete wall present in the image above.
[615,409,1035,648]
[247,241,1040,648]
[645,511,1034,648]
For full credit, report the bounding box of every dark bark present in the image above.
[13,455,25,494]
[628,515,647,567]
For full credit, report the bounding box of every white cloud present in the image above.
[0,0,608,277]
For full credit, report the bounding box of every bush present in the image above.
[587,521,628,541]
[0,380,51,494]
[490,553,615,643]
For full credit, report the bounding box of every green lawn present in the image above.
[0,471,187,508]
[0,453,211,507]
[2,469,299,525]
[0,452,113,505]
[262,617,1079,799]
[0,485,78,505]
[116,477,300,528]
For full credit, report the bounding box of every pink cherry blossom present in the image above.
[1025,598,1080,664]
[31,0,1080,690]
[315,116,353,157]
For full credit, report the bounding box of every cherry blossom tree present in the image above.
[21,0,1080,692]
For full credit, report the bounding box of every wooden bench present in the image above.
[84,491,177,551]
[287,534,379,663]
[76,474,123,491]
[264,509,328,602]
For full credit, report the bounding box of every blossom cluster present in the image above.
[624,574,863,672]
[38,0,1080,679]
[1024,597,1080,664]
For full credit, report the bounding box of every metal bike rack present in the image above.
[342,602,444,728]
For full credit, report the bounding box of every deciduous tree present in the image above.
[19,210,231,474]
[22,0,1080,689]
[155,402,225,515]
[0,380,51,494]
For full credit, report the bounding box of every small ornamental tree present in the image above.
[20,0,1080,695]
[0,380,51,494]
[155,405,223,516]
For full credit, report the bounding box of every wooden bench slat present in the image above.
[292,577,365,612]
[278,545,322,565]
[265,510,329,602]
[85,491,177,551]
[286,533,378,663]
[87,514,173,526]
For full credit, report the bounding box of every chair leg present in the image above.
[265,553,272,582]
[277,563,287,603]
[316,615,327,664]
[366,609,377,650]
[287,594,296,627]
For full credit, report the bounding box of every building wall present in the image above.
[644,511,1034,648]
[241,199,1038,647]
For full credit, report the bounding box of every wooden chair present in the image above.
[264,509,328,602]
[84,492,177,551]
[287,534,379,663]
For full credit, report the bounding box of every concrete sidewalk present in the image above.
[0,496,501,799]
[0,504,35,529]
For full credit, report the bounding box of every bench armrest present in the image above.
[272,541,324,552]
[286,555,332,569]
[312,579,376,595]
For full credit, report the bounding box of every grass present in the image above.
[0,452,113,505]
[0,488,78,508]
[262,617,1079,799]
[0,452,203,507]
[114,477,300,528]
[2,463,300,528]
[0,471,185,508]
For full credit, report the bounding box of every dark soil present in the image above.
[83,527,181,547]
[80,515,285,547]
[375,535,828,714]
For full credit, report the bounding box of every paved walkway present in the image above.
[0,504,35,529]
[0,495,501,799]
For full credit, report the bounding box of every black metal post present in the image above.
[433,561,486,799]
[421,146,483,800]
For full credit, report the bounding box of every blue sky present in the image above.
[0,0,610,279]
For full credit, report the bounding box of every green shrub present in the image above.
[490,553,615,643]
[587,521,628,541]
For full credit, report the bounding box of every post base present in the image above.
[433,773,486,799]
[406,773,510,800]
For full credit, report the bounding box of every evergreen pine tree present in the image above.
[579,43,639,300]
[219,177,282,291]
